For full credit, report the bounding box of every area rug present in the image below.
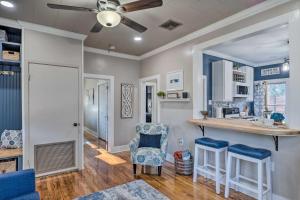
[75,180,169,200]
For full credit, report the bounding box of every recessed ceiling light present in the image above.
[134,36,142,42]
[0,1,14,8]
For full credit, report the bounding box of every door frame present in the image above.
[84,73,115,153]
[145,81,157,123]
[139,75,161,123]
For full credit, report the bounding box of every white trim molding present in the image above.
[18,21,87,40]
[84,73,115,153]
[85,47,141,61]
[0,17,87,40]
[257,59,285,67]
[84,126,98,138]
[203,50,257,67]
[0,17,21,29]
[139,74,161,123]
[140,0,290,59]
[111,145,130,153]
[166,153,175,164]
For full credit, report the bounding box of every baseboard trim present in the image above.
[84,127,98,138]
[166,153,174,164]
[110,145,129,153]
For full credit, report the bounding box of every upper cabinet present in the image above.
[212,60,254,102]
[242,66,254,102]
[212,60,233,102]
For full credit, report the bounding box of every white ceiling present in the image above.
[209,24,289,66]
[0,0,265,55]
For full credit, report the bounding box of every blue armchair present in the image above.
[0,169,40,200]
[129,123,169,176]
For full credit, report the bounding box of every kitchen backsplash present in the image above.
[211,99,254,117]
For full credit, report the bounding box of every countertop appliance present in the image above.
[233,82,249,98]
[215,107,223,118]
[223,107,240,118]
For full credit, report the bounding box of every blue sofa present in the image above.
[0,169,40,200]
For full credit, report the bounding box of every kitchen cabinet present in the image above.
[212,60,233,102]
[240,66,254,101]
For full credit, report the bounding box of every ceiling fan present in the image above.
[47,0,163,33]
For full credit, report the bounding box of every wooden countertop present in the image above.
[0,148,22,159]
[189,118,300,137]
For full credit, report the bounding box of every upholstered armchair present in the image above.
[129,123,169,176]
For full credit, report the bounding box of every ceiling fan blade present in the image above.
[121,0,163,12]
[47,3,98,13]
[121,16,147,33]
[90,22,103,33]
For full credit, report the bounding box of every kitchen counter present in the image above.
[189,118,300,151]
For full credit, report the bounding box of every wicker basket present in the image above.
[2,51,20,61]
[0,159,16,174]
[174,157,193,176]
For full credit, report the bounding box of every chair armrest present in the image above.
[0,169,36,200]
[129,137,140,153]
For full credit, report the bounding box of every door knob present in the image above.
[73,123,79,127]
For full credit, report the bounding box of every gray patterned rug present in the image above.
[75,180,169,200]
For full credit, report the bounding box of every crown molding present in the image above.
[18,21,87,40]
[203,50,257,67]
[0,17,87,40]
[0,17,21,29]
[257,59,285,67]
[140,0,290,60]
[84,47,141,61]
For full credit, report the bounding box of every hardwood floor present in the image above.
[36,133,254,200]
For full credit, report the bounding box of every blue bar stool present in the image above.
[225,144,272,200]
[193,137,229,194]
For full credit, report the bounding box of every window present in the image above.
[266,82,286,113]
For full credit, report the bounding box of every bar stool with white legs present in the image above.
[225,144,272,200]
[193,137,229,194]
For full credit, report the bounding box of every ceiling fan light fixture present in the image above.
[97,11,121,28]
[0,1,14,8]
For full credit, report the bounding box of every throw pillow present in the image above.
[138,133,161,149]
[0,130,22,149]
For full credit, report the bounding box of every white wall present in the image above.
[84,51,140,147]
[287,9,300,129]
[140,1,300,199]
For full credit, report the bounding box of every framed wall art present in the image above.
[166,70,184,91]
[121,83,134,118]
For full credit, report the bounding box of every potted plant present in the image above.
[157,91,166,99]
[270,112,285,125]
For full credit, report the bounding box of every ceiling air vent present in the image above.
[159,20,182,31]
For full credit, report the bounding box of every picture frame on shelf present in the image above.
[166,69,184,91]
[167,92,179,99]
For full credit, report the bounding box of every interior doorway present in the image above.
[83,74,114,152]
[139,75,160,123]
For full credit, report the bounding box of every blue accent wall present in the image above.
[254,63,289,81]
[203,54,254,115]
[0,65,22,133]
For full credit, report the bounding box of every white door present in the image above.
[28,63,79,170]
[98,82,108,142]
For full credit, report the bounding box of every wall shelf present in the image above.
[0,59,20,64]
[159,98,191,103]
[1,41,21,46]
